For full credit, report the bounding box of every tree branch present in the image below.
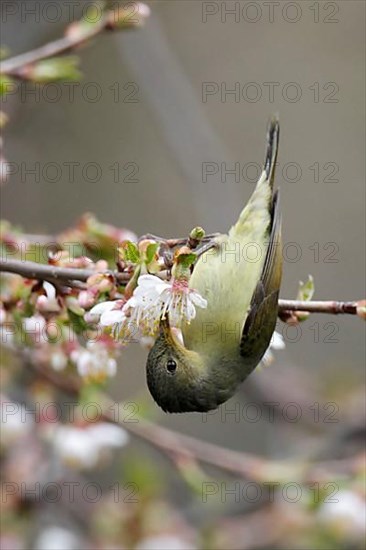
[0,258,130,284]
[31,361,362,484]
[0,3,149,78]
[0,258,362,316]
[1,18,108,77]
[278,299,359,315]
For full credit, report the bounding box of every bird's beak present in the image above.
[159,316,185,351]
[159,315,174,341]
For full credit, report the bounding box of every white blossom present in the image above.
[86,423,130,448]
[86,275,207,340]
[23,314,48,344]
[87,299,129,339]
[261,331,285,366]
[0,398,34,445]
[318,489,366,536]
[53,422,129,470]
[50,350,68,371]
[36,282,60,313]
[71,341,117,381]
[125,274,207,333]
[35,526,82,550]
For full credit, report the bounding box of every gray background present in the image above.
[2,0,365,471]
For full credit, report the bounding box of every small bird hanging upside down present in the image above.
[146,117,282,413]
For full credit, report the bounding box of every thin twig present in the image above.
[0,258,130,284]
[0,3,150,78]
[279,299,358,315]
[31,361,363,484]
[0,15,109,77]
[0,258,362,316]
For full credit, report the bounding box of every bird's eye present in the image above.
[166,359,177,373]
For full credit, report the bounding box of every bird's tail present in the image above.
[264,115,280,190]
[229,116,280,238]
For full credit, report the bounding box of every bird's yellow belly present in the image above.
[183,234,267,354]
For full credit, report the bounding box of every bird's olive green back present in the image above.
[182,119,281,373]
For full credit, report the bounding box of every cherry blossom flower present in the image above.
[23,314,48,344]
[86,274,207,341]
[125,274,207,332]
[87,299,123,324]
[261,331,286,367]
[50,349,68,371]
[86,299,132,340]
[52,422,129,470]
[0,397,34,446]
[78,289,96,309]
[35,282,60,314]
[35,526,82,550]
[318,489,366,537]
[70,341,117,382]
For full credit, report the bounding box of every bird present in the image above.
[146,117,282,413]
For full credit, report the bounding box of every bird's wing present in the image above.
[240,190,282,365]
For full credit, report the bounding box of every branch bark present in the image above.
[278,299,358,315]
[0,258,130,284]
[0,258,361,316]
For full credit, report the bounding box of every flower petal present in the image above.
[100,309,125,327]
[189,291,207,309]
[271,331,286,350]
[185,298,197,322]
[89,301,116,316]
[43,281,56,300]
[87,423,129,448]
[136,274,162,288]
[135,275,170,296]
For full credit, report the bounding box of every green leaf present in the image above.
[176,252,197,268]
[66,297,85,316]
[119,241,140,264]
[296,275,314,321]
[31,56,82,82]
[68,309,88,334]
[0,75,15,96]
[297,275,315,302]
[145,242,159,265]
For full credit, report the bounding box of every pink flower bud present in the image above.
[36,295,61,313]
[78,291,95,309]
[95,260,108,271]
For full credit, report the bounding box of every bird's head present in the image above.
[146,318,223,413]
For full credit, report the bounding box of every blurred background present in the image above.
[1,1,365,549]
